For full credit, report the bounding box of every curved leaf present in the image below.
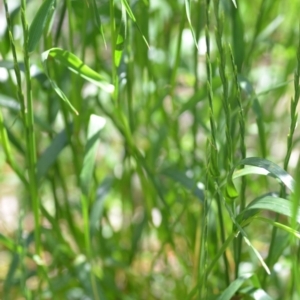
[240,196,300,223]
[227,157,295,199]
[42,48,114,93]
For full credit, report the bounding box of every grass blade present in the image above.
[217,273,252,300]
[227,157,295,199]
[80,114,106,196]
[28,0,56,52]
[41,48,114,93]
[185,0,199,50]
[241,196,300,222]
[120,0,149,48]
[37,126,72,180]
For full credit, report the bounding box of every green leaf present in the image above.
[0,94,20,111]
[114,3,127,67]
[217,273,252,300]
[28,0,56,52]
[255,216,300,239]
[227,157,295,199]
[160,166,204,202]
[120,0,149,48]
[239,286,273,300]
[37,126,72,180]
[184,0,199,50]
[241,196,300,222]
[91,0,106,46]
[42,48,114,93]
[80,115,106,196]
[90,177,113,235]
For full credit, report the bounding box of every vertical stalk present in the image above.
[192,0,204,167]
[264,22,300,287]
[206,0,230,287]
[110,0,118,103]
[230,47,247,278]
[81,194,100,300]
[4,0,42,272]
[20,0,42,267]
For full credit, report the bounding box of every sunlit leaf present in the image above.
[184,0,199,50]
[42,48,114,93]
[227,157,295,199]
[80,115,106,196]
[114,3,127,67]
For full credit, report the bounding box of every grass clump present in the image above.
[0,0,300,299]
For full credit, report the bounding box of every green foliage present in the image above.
[0,0,300,299]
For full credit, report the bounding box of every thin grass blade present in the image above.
[42,48,114,93]
[37,126,72,180]
[28,0,56,52]
[217,273,252,300]
[120,0,149,48]
[80,115,106,196]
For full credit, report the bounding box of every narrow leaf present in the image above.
[28,0,56,52]
[241,196,300,222]
[80,115,106,196]
[37,125,72,180]
[227,157,295,199]
[114,3,127,67]
[42,48,114,93]
[120,0,149,48]
[184,0,199,50]
[217,273,252,300]
[90,177,113,234]
[91,0,106,46]
[160,166,204,202]
[239,286,273,300]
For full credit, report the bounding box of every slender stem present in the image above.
[110,0,118,103]
[20,0,41,258]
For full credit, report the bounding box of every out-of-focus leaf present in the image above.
[80,115,106,196]
[91,0,106,46]
[217,273,252,300]
[90,177,113,234]
[0,94,20,111]
[231,0,237,8]
[0,61,48,86]
[184,0,198,50]
[37,125,72,180]
[239,286,273,300]
[42,48,114,93]
[3,254,19,295]
[28,0,56,52]
[231,2,245,71]
[114,3,127,67]
[160,166,204,202]
[120,0,149,48]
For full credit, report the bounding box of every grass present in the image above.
[0,0,300,299]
